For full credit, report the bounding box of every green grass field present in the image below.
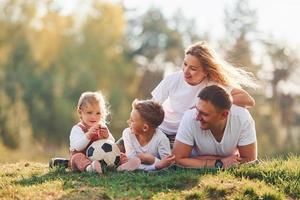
[0,155,299,200]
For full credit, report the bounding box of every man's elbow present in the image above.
[241,154,257,163]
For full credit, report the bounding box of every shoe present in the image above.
[117,157,141,171]
[49,158,69,168]
[91,160,103,174]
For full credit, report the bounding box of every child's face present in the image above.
[127,109,146,135]
[78,103,101,128]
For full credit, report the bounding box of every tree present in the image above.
[222,0,259,74]
[262,41,300,151]
[222,0,300,154]
[221,0,281,154]
[124,7,203,98]
[0,0,135,148]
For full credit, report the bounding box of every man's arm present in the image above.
[237,142,257,163]
[173,140,243,168]
[231,88,255,108]
[173,140,221,168]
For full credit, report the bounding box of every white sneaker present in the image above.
[117,157,141,171]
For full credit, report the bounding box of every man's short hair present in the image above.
[132,99,165,128]
[198,85,232,110]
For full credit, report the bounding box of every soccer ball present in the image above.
[86,139,121,168]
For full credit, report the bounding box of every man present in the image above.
[173,85,257,169]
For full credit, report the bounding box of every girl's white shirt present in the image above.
[69,124,115,152]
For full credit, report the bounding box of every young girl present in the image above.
[69,91,114,174]
[69,91,140,174]
[118,99,175,171]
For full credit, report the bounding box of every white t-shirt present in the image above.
[151,71,232,135]
[69,124,115,152]
[122,127,171,171]
[176,105,256,157]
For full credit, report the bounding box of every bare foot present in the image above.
[117,157,141,171]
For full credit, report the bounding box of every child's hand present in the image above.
[155,154,175,170]
[98,125,109,139]
[86,124,100,140]
[120,153,128,164]
[137,153,155,165]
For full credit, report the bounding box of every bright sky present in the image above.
[121,0,300,48]
[60,0,300,47]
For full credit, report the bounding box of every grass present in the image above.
[0,155,299,200]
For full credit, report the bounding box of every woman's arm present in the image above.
[231,88,255,108]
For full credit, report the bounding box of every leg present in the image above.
[86,160,102,174]
[70,153,92,172]
[117,157,141,172]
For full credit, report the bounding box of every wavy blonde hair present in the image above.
[185,41,257,88]
[77,91,109,123]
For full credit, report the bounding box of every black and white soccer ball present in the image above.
[86,139,121,168]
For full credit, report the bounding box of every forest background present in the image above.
[0,0,299,162]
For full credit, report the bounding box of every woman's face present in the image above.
[182,54,207,86]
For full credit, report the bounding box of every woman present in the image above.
[151,41,256,146]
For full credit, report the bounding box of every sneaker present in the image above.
[117,157,141,172]
[49,158,69,168]
[91,160,103,174]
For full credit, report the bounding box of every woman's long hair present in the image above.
[185,41,257,89]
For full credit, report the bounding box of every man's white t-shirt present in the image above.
[151,71,232,135]
[176,105,256,157]
[122,127,171,171]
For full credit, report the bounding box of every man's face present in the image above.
[195,100,224,130]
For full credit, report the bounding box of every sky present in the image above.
[121,0,300,48]
[60,0,300,48]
